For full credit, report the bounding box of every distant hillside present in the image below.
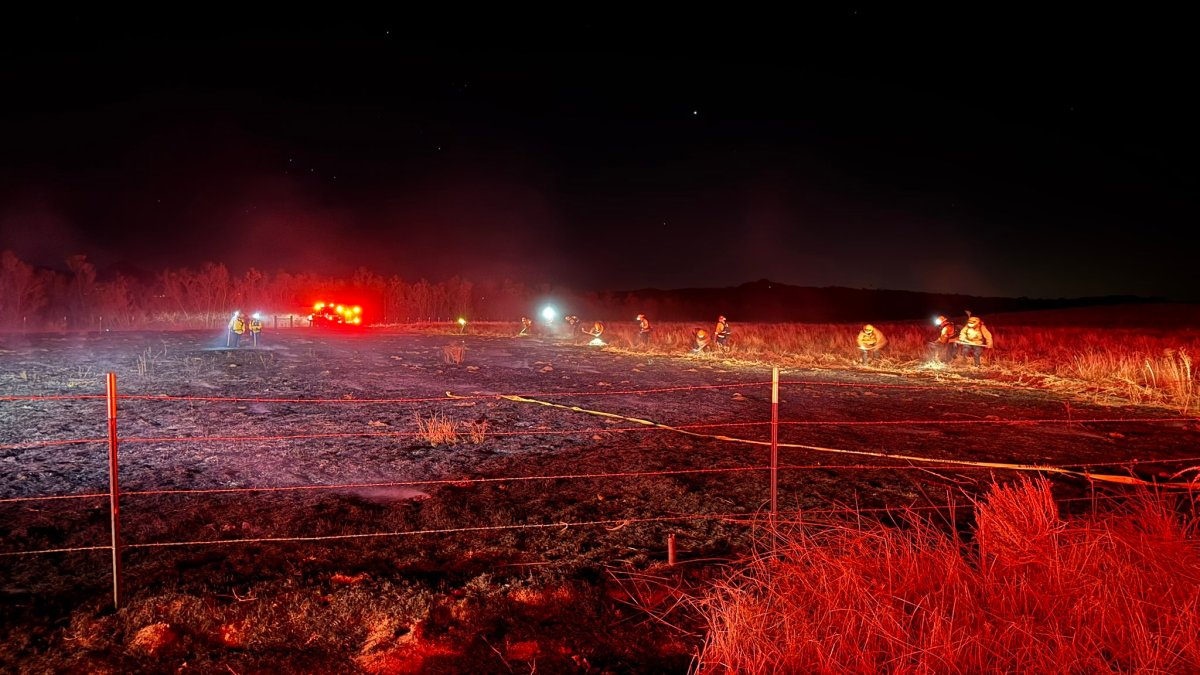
[601,280,1166,323]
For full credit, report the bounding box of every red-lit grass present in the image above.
[694,479,1200,673]
[589,321,1200,414]
[412,412,486,446]
[427,317,1198,411]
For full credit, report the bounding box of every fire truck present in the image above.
[308,302,364,328]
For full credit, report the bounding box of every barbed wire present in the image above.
[779,378,1014,391]
[2,491,1170,558]
[778,416,1197,427]
[116,463,1012,498]
[122,513,749,550]
[111,381,772,405]
[0,544,111,557]
[5,457,1190,508]
[2,414,1193,454]
[0,394,105,402]
[0,491,108,504]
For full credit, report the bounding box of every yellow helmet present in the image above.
[967,317,981,327]
[863,324,875,333]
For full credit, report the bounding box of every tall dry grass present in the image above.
[591,321,1199,414]
[420,319,1198,412]
[413,412,486,446]
[695,478,1200,674]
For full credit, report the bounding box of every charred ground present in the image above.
[2,328,1198,673]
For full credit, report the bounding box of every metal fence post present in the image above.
[107,372,123,610]
[770,367,779,529]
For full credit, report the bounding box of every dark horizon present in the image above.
[2,9,1196,300]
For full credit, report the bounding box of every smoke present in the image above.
[0,193,87,268]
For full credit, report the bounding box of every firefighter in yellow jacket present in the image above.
[958,314,993,367]
[692,327,710,353]
[856,324,887,365]
[228,311,247,347]
[714,315,731,349]
[249,313,264,347]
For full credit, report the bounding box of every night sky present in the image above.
[1,9,1195,300]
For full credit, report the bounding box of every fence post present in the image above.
[770,367,779,530]
[106,372,123,610]
[668,533,677,565]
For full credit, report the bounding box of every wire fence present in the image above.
[2,370,1198,608]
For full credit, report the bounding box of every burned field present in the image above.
[2,328,1199,673]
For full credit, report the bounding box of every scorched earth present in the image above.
[1,327,1197,673]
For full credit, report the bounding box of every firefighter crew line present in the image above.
[518,309,996,367]
[857,310,994,367]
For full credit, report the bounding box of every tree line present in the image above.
[0,251,666,330]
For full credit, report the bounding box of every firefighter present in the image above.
[636,314,651,346]
[518,316,532,336]
[714,315,731,349]
[958,314,993,367]
[930,315,957,363]
[228,311,247,348]
[856,324,887,365]
[692,327,710,353]
[565,315,579,329]
[585,320,605,345]
[249,313,264,347]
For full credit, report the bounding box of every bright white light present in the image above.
[252,312,261,320]
[541,306,556,322]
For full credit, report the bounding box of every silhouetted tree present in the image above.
[0,251,48,328]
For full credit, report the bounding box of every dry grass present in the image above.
[694,479,1200,674]
[135,346,165,379]
[414,318,1199,412]
[414,412,458,446]
[413,412,486,446]
[442,342,466,365]
[465,419,487,444]
[589,321,1200,414]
